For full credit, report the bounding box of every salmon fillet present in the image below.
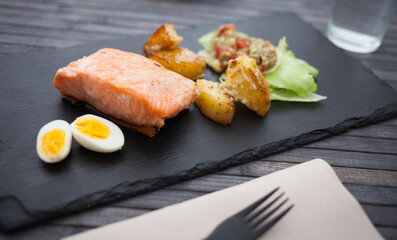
[54,48,197,137]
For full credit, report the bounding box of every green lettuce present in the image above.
[198,30,216,49]
[269,87,327,102]
[264,38,323,99]
[198,33,326,102]
[198,31,216,64]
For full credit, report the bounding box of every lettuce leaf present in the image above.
[198,31,216,49]
[198,31,216,70]
[269,87,327,102]
[264,41,319,98]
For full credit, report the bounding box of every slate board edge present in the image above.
[1,103,396,231]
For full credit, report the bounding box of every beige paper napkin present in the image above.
[64,159,383,240]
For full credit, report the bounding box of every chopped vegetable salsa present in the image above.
[206,24,277,73]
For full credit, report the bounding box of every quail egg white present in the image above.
[71,114,124,153]
[36,120,72,163]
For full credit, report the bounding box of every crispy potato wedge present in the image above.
[149,47,206,80]
[222,55,271,116]
[196,79,235,126]
[142,24,183,56]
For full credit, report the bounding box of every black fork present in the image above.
[206,187,293,240]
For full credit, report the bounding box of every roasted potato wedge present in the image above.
[196,79,235,126]
[222,55,271,116]
[149,47,206,80]
[142,24,183,56]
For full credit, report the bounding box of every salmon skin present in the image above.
[54,48,197,137]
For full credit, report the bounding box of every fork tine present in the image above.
[251,197,289,228]
[246,192,284,223]
[238,187,280,217]
[253,204,294,238]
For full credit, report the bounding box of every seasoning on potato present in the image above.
[222,54,271,117]
[196,79,235,126]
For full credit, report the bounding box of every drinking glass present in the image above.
[326,0,396,53]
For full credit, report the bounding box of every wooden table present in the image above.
[1,0,396,239]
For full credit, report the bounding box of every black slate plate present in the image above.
[0,12,396,231]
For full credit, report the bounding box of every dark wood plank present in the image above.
[0,3,196,29]
[377,227,397,240]
[0,24,120,42]
[0,0,243,25]
[0,43,50,56]
[305,136,397,155]
[48,0,260,19]
[363,205,397,227]
[167,174,251,193]
[334,169,397,187]
[0,33,83,48]
[0,16,147,37]
[262,147,397,170]
[344,184,397,206]
[342,124,397,139]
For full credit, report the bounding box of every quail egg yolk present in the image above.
[40,129,65,160]
[74,117,111,140]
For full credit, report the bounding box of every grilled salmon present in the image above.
[54,48,197,137]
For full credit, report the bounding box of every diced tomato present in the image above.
[219,60,226,70]
[215,46,222,58]
[215,46,232,59]
[219,24,236,36]
[236,38,250,49]
[260,65,266,72]
[263,41,270,47]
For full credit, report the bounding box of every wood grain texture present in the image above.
[0,0,396,239]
